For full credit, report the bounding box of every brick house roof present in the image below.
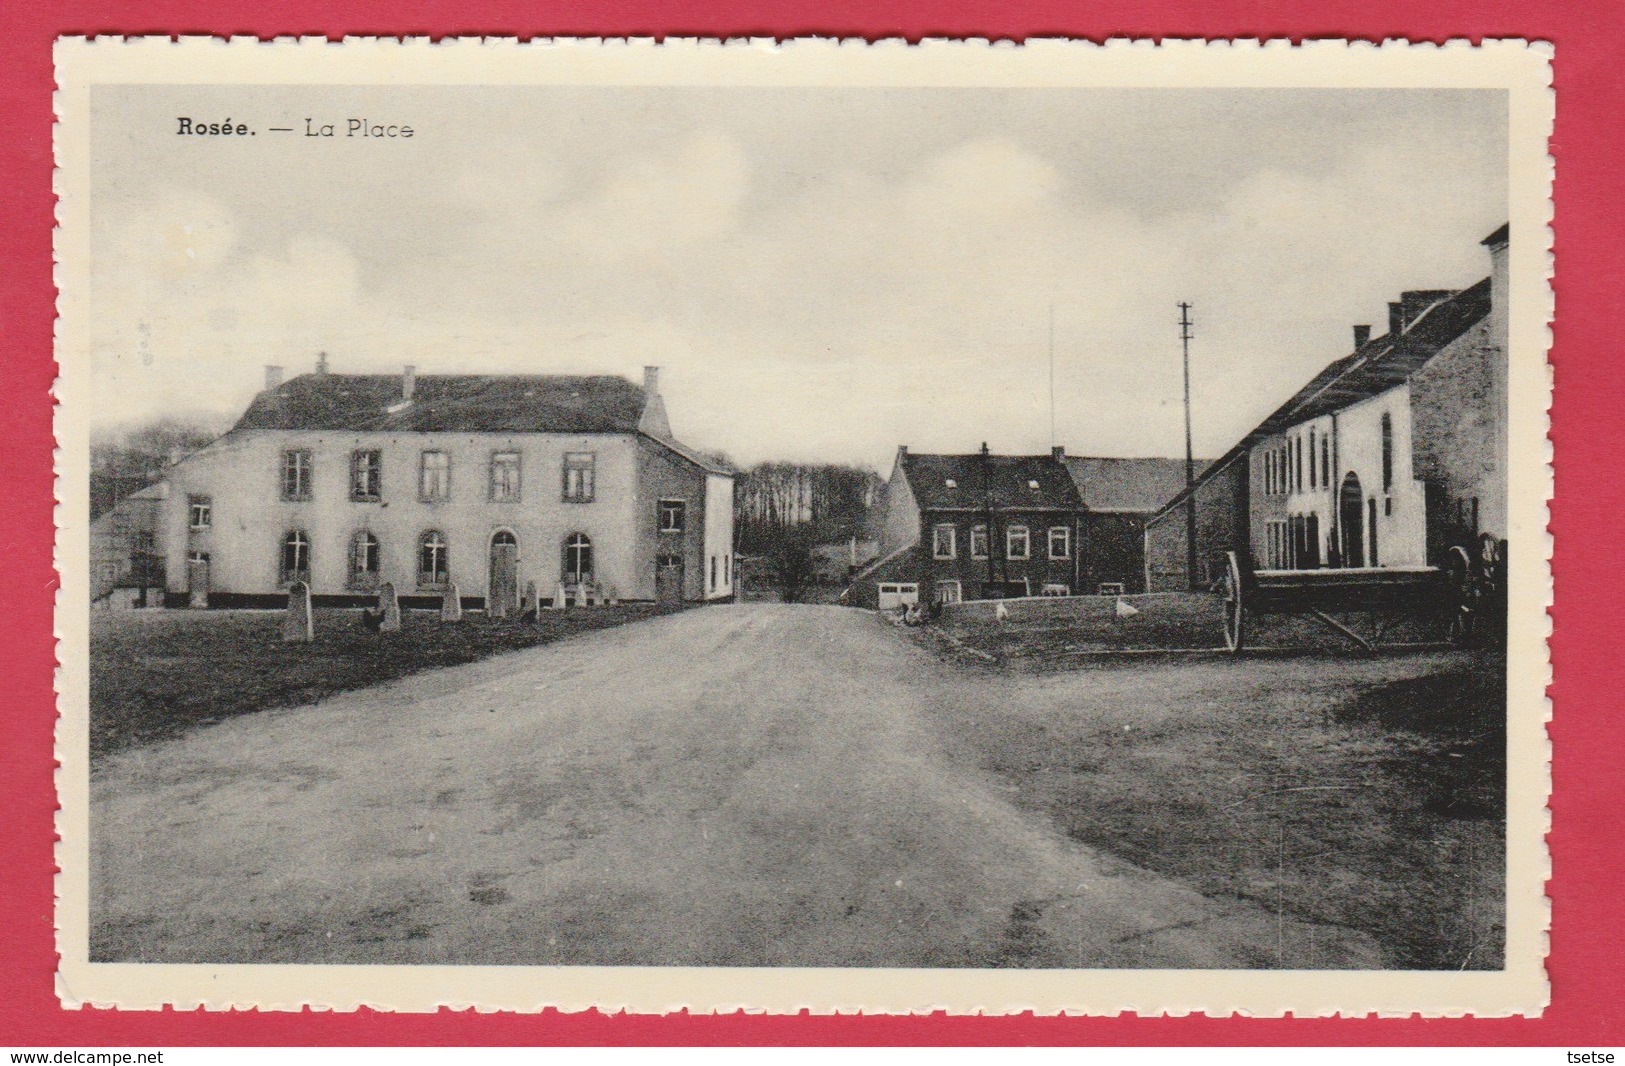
[1063,456,1205,513]
[900,451,1084,511]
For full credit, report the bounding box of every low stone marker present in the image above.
[606,585,619,606]
[573,582,588,608]
[378,581,402,632]
[440,582,462,622]
[522,581,539,618]
[552,583,567,610]
[282,581,314,643]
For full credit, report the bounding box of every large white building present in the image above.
[159,359,735,608]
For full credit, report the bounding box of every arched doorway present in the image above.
[488,530,519,617]
[1339,472,1365,567]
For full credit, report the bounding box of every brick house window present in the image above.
[350,449,382,501]
[563,453,595,503]
[281,450,312,501]
[188,495,211,530]
[1321,435,1330,488]
[418,530,449,588]
[933,524,957,559]
[1308,429,1317,488]
[489,452,521,501]
[279,529,311,585]
[659,500,686,533]
[349,530,380,588]
[710,555,718,590]
[970,524,988,559]
[1007,525,1030,560]
[1048,526,1071,560]
[419,451,450,502]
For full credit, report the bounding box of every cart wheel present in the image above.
[1444,544,1474,646]
[1222,551,1245,654]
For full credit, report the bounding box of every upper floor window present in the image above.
[489,452,521,502]
[279,529,311,584]
[419,451,450,502]
[659,499,686,533]
[970,525,988,559]
[1048,526,1071,560]
[1381,413,1394,492]
[350,449,382,502]
[933,524,957,559]
[281,449,312,501]
[418,530,449,587]
[1007,525,1031,560]
[188,495,211,530]
[563,452,595,503]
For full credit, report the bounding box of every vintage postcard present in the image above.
[54,38,1552,1015]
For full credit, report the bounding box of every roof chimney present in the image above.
[402,365,416,402]
[898,445,908,457]
[980,441,991,457]
[265,365,284,390]
[1388,301,1405,337]
[637,365,673,439]
[1353,324,1372,349]
[1052,445,1066,460]
[316,351,330,376]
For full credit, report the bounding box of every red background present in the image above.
[3,0,1618,1047]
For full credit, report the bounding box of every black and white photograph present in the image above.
[55,39,1551,1014]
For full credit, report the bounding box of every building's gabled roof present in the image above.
[1149,275,1492,523]
[900,451,1084,511]
[1063,456,1205,513]
[230,373,648,436]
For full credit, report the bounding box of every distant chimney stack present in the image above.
[898,445,908,457]
[1388,301,1405,337]
[265,365,284,390]
[316,351,330,376]
[402,365,416,402]
[980,441,991,457]
[637,365,673,439]
[1052,445,1066,460]
[1353,324,1372,349]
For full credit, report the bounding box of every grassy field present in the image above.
[923,645,1507,969]
[89,605,683,761]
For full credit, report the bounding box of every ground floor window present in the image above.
[1007,525,1030,560]
[279,530,310,585]
[1048,526,1070,560]
[350,531,380,588]
[935,580,962,605]
[418,530,449,587]
[562,532,593,584]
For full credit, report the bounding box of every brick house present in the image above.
[158,359,735,608]
[846,445,1191,608]
[1145,223,1509,588]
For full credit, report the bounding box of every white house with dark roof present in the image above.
[1145,223,1509,589]
[160,358,734,608]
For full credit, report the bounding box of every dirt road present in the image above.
[92,603,1380,967]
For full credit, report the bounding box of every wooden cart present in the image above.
[1218,548,1472,654]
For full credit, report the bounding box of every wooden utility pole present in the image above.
[1179,302,1198,589]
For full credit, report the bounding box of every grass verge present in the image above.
[90,605,682,761]
[928,648,1506,969]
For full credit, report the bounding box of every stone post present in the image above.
[552,583,567,610]
[573,582,588,608]
[440,582,462,622]
[522,581,538,619]
[378,581,402,632]
[282,581,314,643]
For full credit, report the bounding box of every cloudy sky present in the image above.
[90,84,1506,471]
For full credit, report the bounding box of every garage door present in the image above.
[877,582,919,610]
